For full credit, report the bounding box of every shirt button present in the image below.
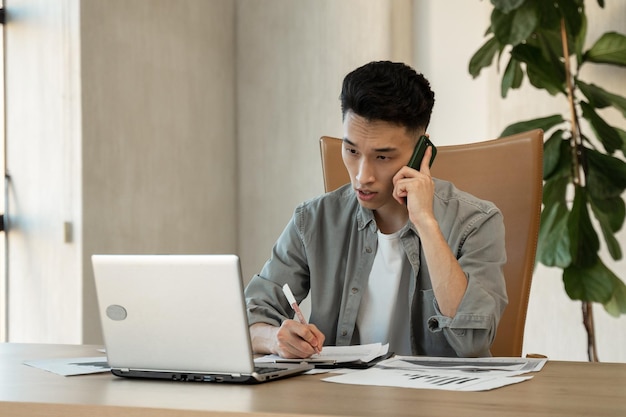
[351,287,359,294]
[341,330,348,336]
[428,317,439,331]
[365,247,372,253]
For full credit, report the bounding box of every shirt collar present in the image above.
[354,198,418,237]
[345,186,422,235]
[356,203,376,231]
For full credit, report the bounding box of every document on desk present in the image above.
[322,356,547,391]
[255,343,390,368]
[24,356,110,376]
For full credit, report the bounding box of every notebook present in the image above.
[92,254,313,383]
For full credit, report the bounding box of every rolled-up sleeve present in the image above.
[426,207,507,357]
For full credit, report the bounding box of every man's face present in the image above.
[341,111,417,212]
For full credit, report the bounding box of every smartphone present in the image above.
[407,135,437,170]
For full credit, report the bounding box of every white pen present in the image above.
[282,283,321,354]
[282,283,307,324]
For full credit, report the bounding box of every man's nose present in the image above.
[356,159,375,185]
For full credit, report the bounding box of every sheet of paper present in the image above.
[24,356,110,376]
[255,343,389,364]
[383,356,546,375]
[323,366,532,391]
[322,355,546,392]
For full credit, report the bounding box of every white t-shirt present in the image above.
[356,229,412,355]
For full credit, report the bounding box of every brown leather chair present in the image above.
[319,130,544,357]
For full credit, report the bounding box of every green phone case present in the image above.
[407,135,437,170]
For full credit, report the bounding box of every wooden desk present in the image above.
[1,343,624,417]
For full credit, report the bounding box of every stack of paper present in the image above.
[322,355,547,391]
[255,343,390,368]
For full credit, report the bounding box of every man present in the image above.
[245,61,507,359]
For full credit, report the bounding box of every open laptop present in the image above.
[92,254,313,383]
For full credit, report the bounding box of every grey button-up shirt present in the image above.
[245,179,507,357]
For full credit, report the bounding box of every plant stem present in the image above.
[560,18,582,186]
[582,302,599,362]
[561,18,599,362]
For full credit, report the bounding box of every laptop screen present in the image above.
[92,254,256,375]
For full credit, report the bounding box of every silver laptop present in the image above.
[92,254,313,383]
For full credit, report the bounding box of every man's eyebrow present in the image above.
[342,138,356,147]
[372,147,397,153]
[342,138,398,153]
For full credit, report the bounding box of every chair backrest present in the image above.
[319,130,544,357]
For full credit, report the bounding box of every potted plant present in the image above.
[468,0,626,361]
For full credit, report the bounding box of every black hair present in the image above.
[340,61,435,134]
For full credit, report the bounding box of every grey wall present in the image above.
[236,0,412,282]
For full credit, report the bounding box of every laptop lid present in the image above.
[92,254,312,383]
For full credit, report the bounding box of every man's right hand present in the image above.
[249,321,325,359]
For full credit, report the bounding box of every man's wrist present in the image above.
[249,322,279,355]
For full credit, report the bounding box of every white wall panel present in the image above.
[5,0,82,343]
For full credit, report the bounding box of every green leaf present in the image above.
[604,276,626,317]
[500,114,564,137]
[543,175,569,207]
[469,36,501,78]
[525,64,564,96]
[491,2,539,47]
[557,0,584,40]
[589,194,626,233]
[500,57,523,97]
[584,32,626,67]
[535,1,561,31]
[574,10,588,65]
[533,29,568,63]
[538,176,572,268]
[546,138,573,182]
[509,2,540,46]
[491,8,515,45]
[491,0,526,14]
[618,127,626,157]
[576,80,611,107]
[537,201,571,268]
[585,148,626,199]
[576,80,626,118]
[543,129,566,179]
[568,186,599,267]
[588,194,626,233]
[580,101,623,154]
[589,196,624,260]
[511,44,565,95]
[563,260,615,304]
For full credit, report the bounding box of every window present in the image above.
[0,2,6,342]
